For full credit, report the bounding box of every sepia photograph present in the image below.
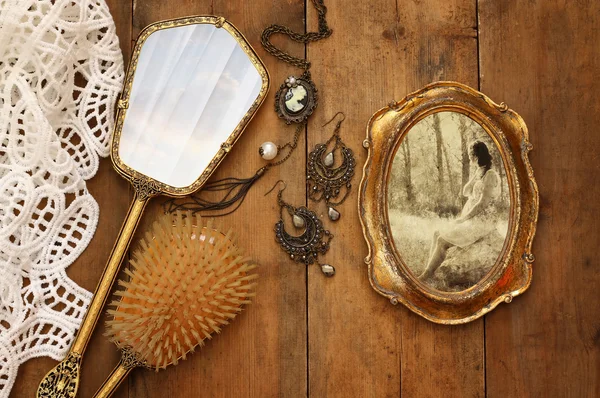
[388,111,511,292]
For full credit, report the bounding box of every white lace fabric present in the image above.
[0,0,124,396]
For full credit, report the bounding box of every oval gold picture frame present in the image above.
[359,81,538,324]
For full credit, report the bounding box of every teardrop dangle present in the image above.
[323,152,334,167]
[292,214,306,228]
[327,207,340,221]
[320,264,335,277]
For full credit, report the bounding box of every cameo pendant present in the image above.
[275,72,318,124]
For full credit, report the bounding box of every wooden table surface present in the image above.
[12,0,599,397]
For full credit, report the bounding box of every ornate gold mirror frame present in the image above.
[359,82,538,324]
[112,15,270,198]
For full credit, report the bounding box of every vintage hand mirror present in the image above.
[38,16,269,397]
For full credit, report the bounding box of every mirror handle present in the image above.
[37,191,150,398]
[72,192,149,353]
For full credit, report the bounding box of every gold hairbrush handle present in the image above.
[92,361,133,398]
[94,360,133,398]
[94,347,146,398]
[37,192,149,398]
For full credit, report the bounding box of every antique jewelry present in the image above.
[274,74,318,124]
[261,0,331,125]
[307,112,356,221]
[266,181,335,277]
[259,141,278,160]
[164,1,333,217]
[164,122,304,217]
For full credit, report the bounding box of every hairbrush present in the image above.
[93,211,257,397]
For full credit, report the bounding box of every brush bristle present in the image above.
[105,211,257,370]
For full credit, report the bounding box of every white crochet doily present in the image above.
[0,0,123,396]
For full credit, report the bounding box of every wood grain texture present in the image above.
[306,1,484,397]
[393,3,485,397]
[127,1,308,398]
[11,0,600,397]
[479,0,600,397]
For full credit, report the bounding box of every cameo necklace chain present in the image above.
[261,0,331,126]
[164,0,332,216]
[261,0,346,277]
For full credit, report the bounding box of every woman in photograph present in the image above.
[419,141,502,281]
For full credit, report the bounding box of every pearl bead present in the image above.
[259,141,278,160]
[285,76,297,87]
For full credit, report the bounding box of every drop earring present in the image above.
[266,181,335,277]
[307,112,356,221]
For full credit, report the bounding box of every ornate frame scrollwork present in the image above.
[359,81,539,324]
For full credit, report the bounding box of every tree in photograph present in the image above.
[441,140,458,207]
[432,113,444,207]
[401,136,414,203]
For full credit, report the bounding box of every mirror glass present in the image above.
[118,23,264,188]
[387,111,511,292]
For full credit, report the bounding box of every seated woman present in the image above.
[419,141,502,281]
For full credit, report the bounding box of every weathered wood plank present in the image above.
[479,0,600,396]
[11,1,600,397]
[307,1,484,397]
[9,0,133,396]
[127,1,308,397]
[67,1,134,394]
[395,3,485,392]
[74,167,132,398]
